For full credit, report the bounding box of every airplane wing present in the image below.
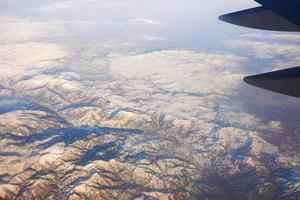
[219,0,300,97]
[219,6,300,32]
[219,0,300,32]
[244,67,300,98]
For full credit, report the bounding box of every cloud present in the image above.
[38,0,101,11]
[226,39,300,60]
[0,16,64,43]
[139,35,165,41]
[0,42,69,82]
[39,0,124,12]
[225,34,300,72]
[226,32,300,67]
[0,16,96,43]
[128,18,162,26]
[238,33,300,42]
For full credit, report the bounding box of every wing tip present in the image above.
[243,75,257,85]
[243,75,264,90]
[218,14,226,22]
[218,13,239,25]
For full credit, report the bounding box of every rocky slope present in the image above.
[0,46,299,200]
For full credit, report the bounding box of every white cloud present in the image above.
[0,16,96,43]
[238,33,300,42]
[139,35,165,41]
[0,42,69,81]
[128,18,162,26]
[0,16,64,43]
[226,39,300,60]
[38,0,101,11]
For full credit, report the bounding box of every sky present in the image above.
[0,0,257,48]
